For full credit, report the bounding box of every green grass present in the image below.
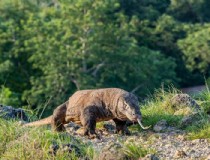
[195,87,210,114]
[184,86,210,140]
[0,119,95,160]
[123,143,155,159]
[186,122,210,140]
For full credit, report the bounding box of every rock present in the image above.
[153,120,168,132]
[97,142,128,160]
[103,131,110,136]
[171,94,200,112]
[173,150,187,159]
[182,147,190,153]
[177,135,185,141]
[191,139,201,144]
[0,105,28,121]
[103,122,115,132]
[49,143,81,156]
[180,113,201,128]
[65,121,80,132]
[139,154,159,160]
[49,143,59,155]
[174,107,193,116]
[60,143,81,154]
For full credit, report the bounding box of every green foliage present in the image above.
[0,0,210,114]
[178,24,210,73]
[0,86,20,106]
[0,0,37,106]
[0,0,178,114]
[167,0,204,22]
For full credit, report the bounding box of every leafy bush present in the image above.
[0,86,20,106]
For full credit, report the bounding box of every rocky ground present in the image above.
[64,120,210,160]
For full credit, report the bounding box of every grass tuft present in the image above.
[123,143,155,159]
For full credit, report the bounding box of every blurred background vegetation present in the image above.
[0,0,210,116]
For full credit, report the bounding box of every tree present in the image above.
[167,0,210,23]
[0,0,38,106]
[18,0,177,114]
[178,24,210,74]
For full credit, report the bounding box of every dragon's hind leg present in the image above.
[51,103,67,132]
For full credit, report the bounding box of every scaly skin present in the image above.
[24,88,142,137]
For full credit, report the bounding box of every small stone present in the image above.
[190,149,196,154]
[183,147,190,152]
[102,131,109,136]
[173,150,187,159]
[65,121,80,132]
[48,144,59,155]
[153,120,168,132]
[192,139,201,144]
[140,154,159,160]
[103,123,115,132]
[180,113,201,128]
[200,139,208,143]
[177,135,185,141]
[61,143,81,155]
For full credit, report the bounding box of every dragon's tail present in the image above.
[24,115,53,127]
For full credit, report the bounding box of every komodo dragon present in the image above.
[24,88,150,137]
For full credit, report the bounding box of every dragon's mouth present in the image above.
[130,117,138,122]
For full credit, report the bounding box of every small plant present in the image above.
[123,143,155,159]
[186,122,210,140]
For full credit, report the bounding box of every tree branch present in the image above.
[91,62,105,77]
[131,83,145,93]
